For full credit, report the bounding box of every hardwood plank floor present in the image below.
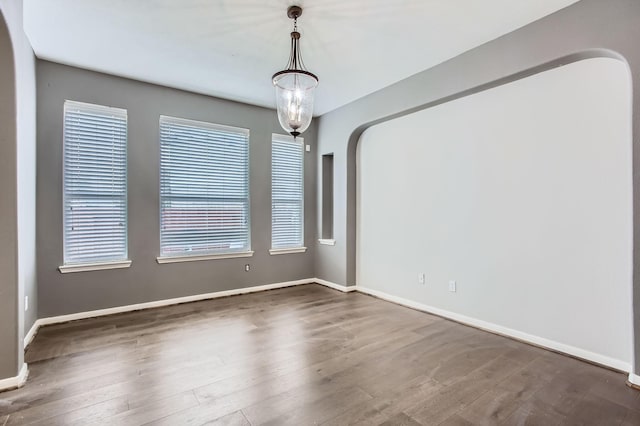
[1,284,638,425]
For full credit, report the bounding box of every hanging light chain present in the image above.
[287,17,303,72]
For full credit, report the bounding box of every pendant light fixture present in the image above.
[272,5,318,138]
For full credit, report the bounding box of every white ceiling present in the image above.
[24,0,580,116]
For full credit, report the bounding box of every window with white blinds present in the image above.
[63,101,128,265]
[159,116,250,258]
[271,134,304,249]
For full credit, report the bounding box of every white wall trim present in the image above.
[269,247,307,255]
[34,278,314,329]
[314,278,357,293]
[23,279,631,376]
[628,373,640,387]
[318,239,336,246]
[24,278,353,348]
[0,363,29,392]
[58,260,132,274]
[24,320,40,348]
[157,251,254,264]
[356,285,631,373]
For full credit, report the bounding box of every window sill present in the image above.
[59,260,132,274]
[269,247,307,256]
[156,251,254,264]
[318,239,336,246]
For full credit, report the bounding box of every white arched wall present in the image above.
[356,58,633,370]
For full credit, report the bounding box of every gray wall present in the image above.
[37,61,317,318]
[315,0,640,373]
[0,8,19,381]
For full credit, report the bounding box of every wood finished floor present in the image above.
[1,284,639,425]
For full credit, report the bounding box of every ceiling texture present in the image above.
[24,0,580,116]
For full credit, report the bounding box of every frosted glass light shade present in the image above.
[273,71,318,136]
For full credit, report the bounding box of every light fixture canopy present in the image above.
[272,5,318,138]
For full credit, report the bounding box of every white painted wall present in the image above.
[357,58,633,369]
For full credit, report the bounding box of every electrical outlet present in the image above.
[25,296,29,311]
[245,264,250,272]
[449,280,457,292]
[418,273,426,285]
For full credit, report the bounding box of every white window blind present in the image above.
[63,101,128,265]
[160,116,250,257]
[272,134,304,249]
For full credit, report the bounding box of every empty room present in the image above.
[1,0,640,424]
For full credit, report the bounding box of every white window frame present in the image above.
[157,116,252,263]
[270,134,306,255]
[60,100,130,273]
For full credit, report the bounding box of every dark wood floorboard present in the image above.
[1,284,638,425]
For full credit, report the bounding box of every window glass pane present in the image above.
[63,101,128,264]
[160,116,250,256]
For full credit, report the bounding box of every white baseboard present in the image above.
[21,279,633,376]
[356,286,632,373]
[314,278,357,293]
[35,279,316,328]
[628,373,640,387]
[0,363,28,392]
[24,320,40,349]
[24,278,350,349]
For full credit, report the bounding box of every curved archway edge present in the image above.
[345,49,630,289]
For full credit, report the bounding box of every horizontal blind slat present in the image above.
[271,137,304,249]
[63,101,128,264]
[160,116,250,256]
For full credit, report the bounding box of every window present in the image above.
[271,134,305,252]
[62,101,128,267]
[159,116,250,260]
